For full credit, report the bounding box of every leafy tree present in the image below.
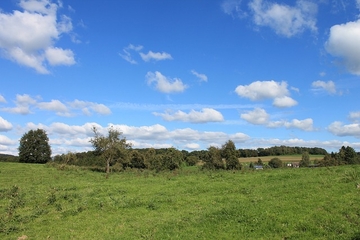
[185,156,199,166]
[18,129,51,164]
[90,126,131,177]
[257,158,263,166]
[340,146,359,165]
[268,157,282,168]
[222,140,242,170]
[130,150,146,169]
[203,146,225,170]
[299,151,310,167]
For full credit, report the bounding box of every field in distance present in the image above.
[238,154,325,163]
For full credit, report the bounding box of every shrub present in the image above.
[268,158,282,168]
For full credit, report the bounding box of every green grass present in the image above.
[1,162,360,239]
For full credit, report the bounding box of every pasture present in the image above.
[238,154,325,163]
[0,162,359,239]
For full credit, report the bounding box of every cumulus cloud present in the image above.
[37,99,69,116]
[153,108,224,123]
[0,0,76,73]
[0,117,12,132]
[325,19,360,75]
[191,70,208,82]
[0,94,111,116]
[1,94,37,115]
[248,0,317,37]
[311,80,337,94]
[235,80,297,107]
[146,71,188,93]
[328,121,360,138]
[267,118,314,131]
[241,108,269,125]
[140,51,172,62]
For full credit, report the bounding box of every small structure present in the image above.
[254,165,263,170]
[292,163,300,168]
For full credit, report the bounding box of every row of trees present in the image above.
[15,128,360,176]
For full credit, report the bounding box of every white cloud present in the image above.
[185,143,201,150]
[0,135,16,145]
[45,47,75,66]
[0,95,6,103]
[1,94,37,115]
[235,80,296,107]
[268,118,314,131]
[273,96,298,108]
[0,117,12,132]
[325,19,360,75]
[146,71,188,93]
[153,108,224,123]
[311,80,337,94]
[37,99,69,115]
[221,0,248,18]
[69,100,111,115]
[140,51,173,62]
[191,70,208,82]
[241,108,269,125]
[328,121,360,138]
[349,111,360,123]
[248,0,317,37]
[0,0,76,73]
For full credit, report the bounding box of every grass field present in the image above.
[238,154,325,163]
[1,162,360,239]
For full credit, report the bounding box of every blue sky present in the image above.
[1,0,360,156]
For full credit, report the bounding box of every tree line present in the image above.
[3,128,360,176]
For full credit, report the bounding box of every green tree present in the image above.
[299,151,310,167]
[18,129,51,164]
[222,140,242,170]
[268,157,282,168]
[130,150,146,169]
[203,146,225,170]
[90,126,131,177]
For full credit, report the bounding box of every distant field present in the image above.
[0,162,359,239]
[238,154,325,163]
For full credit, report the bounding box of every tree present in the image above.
[222,140,242,170]
[268,157,282,168]
[203,146,225,170]
[90,126,131,177]
[299,151,310,167]
[18,129,51,164]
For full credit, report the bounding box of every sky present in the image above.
[1,0,360,156]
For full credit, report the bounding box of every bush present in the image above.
[268,158,282,168]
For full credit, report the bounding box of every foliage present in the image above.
[202,146,225,170]
[222,140,242,170]
[18,129,51,164]
[300,151,310,167]
[268,157,282,168]
[89,126,131,177]
[0,154,18,162]
[184,156,199,166]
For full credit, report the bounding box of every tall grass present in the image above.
[0,162,359,239]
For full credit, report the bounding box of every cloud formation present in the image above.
[0,94,111,116]
[311,80,337,94]
[0,0,76,73]
[325,19,360,75]
[235,80,297,107]
[248,0,317,37]
[146,71,188,93]
[191,70,208,82]
[140,51,172,62]
[153,108,224,123]
[328,121,360,138]
[0,117,13,132]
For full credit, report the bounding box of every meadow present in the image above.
[238,154,325,163]
[1,162,360,239]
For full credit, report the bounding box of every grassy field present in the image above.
[238,154,325,163]
[1,162,360,239]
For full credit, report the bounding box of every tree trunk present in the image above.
[106,158,110,178]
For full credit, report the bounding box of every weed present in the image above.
[342,168,359,183]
